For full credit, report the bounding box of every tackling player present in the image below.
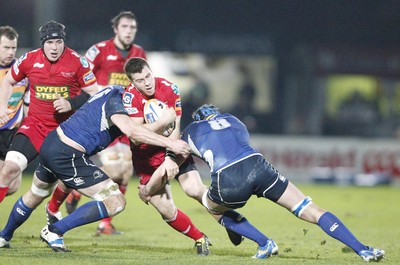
[0,85,190,251]
[161,104,384,262]
[48,11,146,235]
[0,20,98,205]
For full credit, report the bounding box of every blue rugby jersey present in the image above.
[181,113,258,174]
[60,85,128,156]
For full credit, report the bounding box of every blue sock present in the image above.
[50,201,108,235]
[318,212,367,253]
[0,197,34,241]
[219,210,268,246]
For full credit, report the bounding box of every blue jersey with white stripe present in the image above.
[181,113,257,174]
[60,85,128,156]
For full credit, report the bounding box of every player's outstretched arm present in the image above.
[111,113,190,156]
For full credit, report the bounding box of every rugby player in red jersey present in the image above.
[123,57,211,255]
[48,11,146,235]
[0,21,98,207]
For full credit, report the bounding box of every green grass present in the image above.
[0,175,398,264]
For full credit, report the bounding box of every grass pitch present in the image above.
[0,175,398,264]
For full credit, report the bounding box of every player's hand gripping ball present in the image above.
[143,99,175,136]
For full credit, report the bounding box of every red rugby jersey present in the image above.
[85,39,146,87]
[123,77,182,172]
[11,47,96,126]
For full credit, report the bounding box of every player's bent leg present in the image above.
[203,193,275,257]
[43,180,126,251]
[0,151,28,201]
[278,181,385,261]
[176,169,207,203]
[95,147,131,235]
[149,185,177,219]
[149,185,210,255]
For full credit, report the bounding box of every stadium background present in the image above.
[2,0,400,184]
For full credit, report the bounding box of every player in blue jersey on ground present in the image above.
[141,103,385,262]
[0,85,190,252]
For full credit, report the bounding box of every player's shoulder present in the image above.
[63,47,91,69]
[20,48,41,61]
[91,39,113,51]
[124,84,140,95]
[132,43,146,53]
[86,39,114,61]
[123,85,143,105]
[98,39,113,47]
[155,77,180,94]
[13,49,41,70]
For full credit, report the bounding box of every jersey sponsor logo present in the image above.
[73,177,85,186]
[330,222,339,232]
[34,85,70,100]
[61,71,75,78]
[83,71,96,84]
[80,57,89,68]
[33,62,44,68]
[106,55,118,61]
[123,92,134,105]
[175,99,182,111]
[85,46,99,61]
[171,83,180,95]
[108,72,130,87]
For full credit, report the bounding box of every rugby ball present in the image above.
[143,99,175,136]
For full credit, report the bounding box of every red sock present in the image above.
[0,186,9,203]
[101,217,112,224]
[119,184,127,194]
[48,186,70,213]
[166,209,203,241]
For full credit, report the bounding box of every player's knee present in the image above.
[179,172,206,201]
[0,153,26,188]
[30,180,57,197]
[201,190,222,215]
[5,151,28,173]
[107,193,126,217]
[291,196,313,218]
[91,181,126,216]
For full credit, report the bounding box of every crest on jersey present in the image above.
[80,57,89,68]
